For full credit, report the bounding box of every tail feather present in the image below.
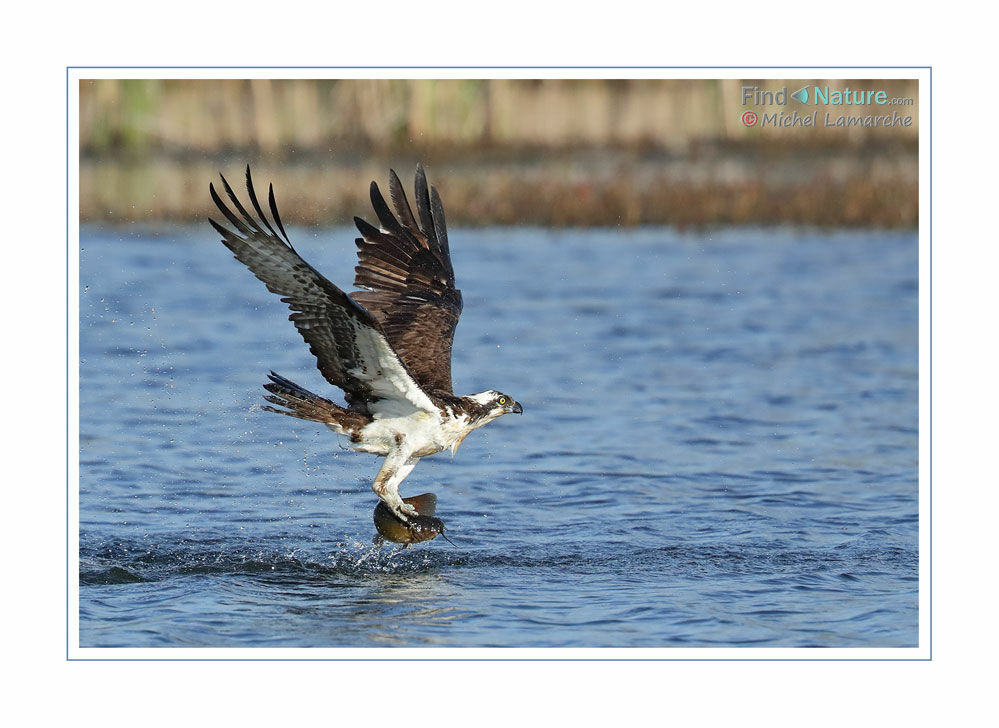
[261,372,368,436]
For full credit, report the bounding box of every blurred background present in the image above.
[79,78,918,228]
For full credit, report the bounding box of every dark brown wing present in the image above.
[352,164,463,395]
[209,167,438,415]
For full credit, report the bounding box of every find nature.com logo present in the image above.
[740,84,915,128]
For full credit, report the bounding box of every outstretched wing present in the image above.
[209,167,436,415]
[351,164,463,395]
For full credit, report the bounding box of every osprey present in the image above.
[209,165,522,525]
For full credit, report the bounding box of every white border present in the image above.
[69,66,929,660]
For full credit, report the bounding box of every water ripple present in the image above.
[79,226,918,648]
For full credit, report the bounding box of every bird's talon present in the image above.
[389,503,418,523]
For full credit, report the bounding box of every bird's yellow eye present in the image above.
[498,397,507,405]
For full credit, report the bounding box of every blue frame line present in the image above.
[66,65,71,661]
[928,66,933,660]
[67,66,931,661]
[69,65,929,69]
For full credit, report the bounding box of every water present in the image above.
[79,225,918,648]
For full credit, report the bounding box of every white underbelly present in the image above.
[354,411,448,457]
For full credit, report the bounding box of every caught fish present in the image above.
[373,493,452,546]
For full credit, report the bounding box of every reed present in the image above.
[78,79,919,227]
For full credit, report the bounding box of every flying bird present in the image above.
[209,165,523,526]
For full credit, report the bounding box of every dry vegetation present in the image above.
[79,79,919,228]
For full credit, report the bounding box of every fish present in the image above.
[372,493,452,546]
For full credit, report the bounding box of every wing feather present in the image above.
[210,168,436,414]
[388,169,420,234]
[267,183,292,245]
[352,165,463,394]
[244,166,285,243]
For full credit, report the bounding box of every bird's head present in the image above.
[450,390,523,455]
[466,390,524,422]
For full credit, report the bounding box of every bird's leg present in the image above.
[371,451,419,522]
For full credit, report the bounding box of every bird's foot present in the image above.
[393,502,419,522]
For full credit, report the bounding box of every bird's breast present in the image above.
[357,409,456,457]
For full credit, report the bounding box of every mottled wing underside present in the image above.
[352,165,463,395]
[209,167,436,414]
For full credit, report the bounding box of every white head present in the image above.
[449,390,523,455]
[465,390,524,424]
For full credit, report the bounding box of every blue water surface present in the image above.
[78,225,918,648]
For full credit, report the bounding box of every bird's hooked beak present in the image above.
[509,401,523,415]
